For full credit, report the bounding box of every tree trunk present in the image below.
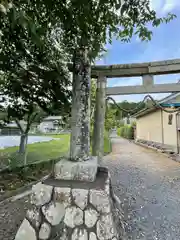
[70,48,91,161]
[19,133,28,154]
[92,75,107,162]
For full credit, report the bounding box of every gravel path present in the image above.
[104,135,180,240]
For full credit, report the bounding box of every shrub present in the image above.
[117,125,134,139]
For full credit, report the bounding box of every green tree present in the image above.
[105,107,117,131]
[0,1,72,110]
[117,101,146,118]
[0,68,71,153]
[0,2,72,159]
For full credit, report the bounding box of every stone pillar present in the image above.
[70,48,91,162]
[92,75,107,162]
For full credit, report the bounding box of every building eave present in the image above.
[132,107,158,118]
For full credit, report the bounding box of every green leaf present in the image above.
[121,3,128,16]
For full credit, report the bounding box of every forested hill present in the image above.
[108,100,147,119]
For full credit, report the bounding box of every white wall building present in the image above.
[38,116,64,133]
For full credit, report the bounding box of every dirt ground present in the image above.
[0,196,31,240]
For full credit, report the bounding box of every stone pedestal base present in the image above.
[15,167,124,240]
[54,157,98,182]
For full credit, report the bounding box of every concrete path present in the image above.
[104,136,180,240]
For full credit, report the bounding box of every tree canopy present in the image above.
[0,1,72,155]
[0,0,72,126]
[42,0,175,60]
[0,1,175,62]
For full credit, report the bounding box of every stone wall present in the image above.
[15,167,125,240]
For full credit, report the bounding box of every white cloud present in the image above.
[150,0,180,14]
[150,0,163,12]
[162,0,180,13]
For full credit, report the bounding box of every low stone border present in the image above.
[134,140,180,163]
[0,174,50,204]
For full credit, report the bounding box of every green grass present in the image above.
[0,134,70,168]
[0,132,111,169]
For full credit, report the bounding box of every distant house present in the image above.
[38,116,65,133]
[133,92,180,153]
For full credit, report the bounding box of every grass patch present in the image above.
[0,133,111,195]
[0,132,111,170]
[0,134,70,169]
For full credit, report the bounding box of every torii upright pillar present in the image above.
[92,75,107,162]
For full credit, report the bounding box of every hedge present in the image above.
[117,125,134,139]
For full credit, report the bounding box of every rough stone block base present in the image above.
[15,167,124,240]
[54,157,98,182]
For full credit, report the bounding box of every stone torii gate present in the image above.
[14,57,180,240]
[92,59,180,160]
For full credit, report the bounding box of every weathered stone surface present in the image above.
[15,219,36,240]
[105,176,110,185]
[31,183,53,206]
[112,237,118,240]
[54,157,98,182]
[85,208,99,228]
[104,182,110,195]
[92,75,107,161]
[71,228,88,240]
[42,202,65,226]
[97,215,115,240]
[39,222,51,240]
[59,228,68,240]
[69,49,91,162]
[26,207,42,229]
[72,189,88,210]
[89,232,97,240]
[64,206,83,228]
[54,187,71,208]
[90,189,110,213]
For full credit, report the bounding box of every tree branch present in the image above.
[15,119,24,133]
[25,111,38,134]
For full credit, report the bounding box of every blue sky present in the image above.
[96,0,180,102]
